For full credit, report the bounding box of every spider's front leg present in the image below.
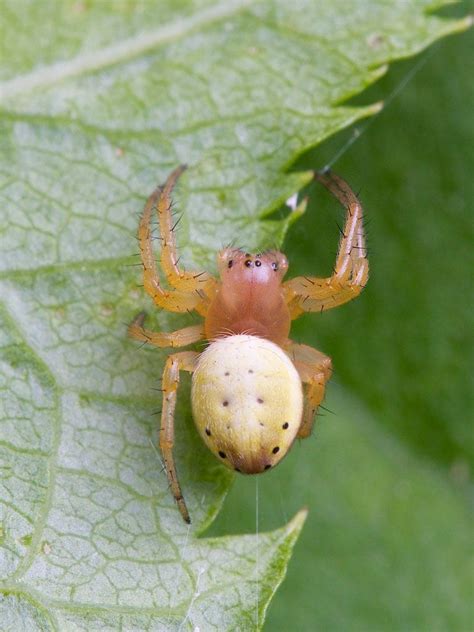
[284,170,368,317]
[155,166,215,291]
[159,350,200,524]
[287,340,332,438]
[139,166,216,316]
[128,312,205,348]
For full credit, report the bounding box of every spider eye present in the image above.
[245,259,253,267]
[271,262,278,271]
[255,260,262,267]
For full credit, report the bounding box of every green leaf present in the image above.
[0,1,470,629]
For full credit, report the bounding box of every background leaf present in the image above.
[0,1,471,630]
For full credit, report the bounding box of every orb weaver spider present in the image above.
[128,165,368,523]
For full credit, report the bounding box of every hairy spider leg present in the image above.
[138,165,215,314]
[128,312,205,348]
[284,170,368,317]
[155,165,215,296]
[287,341,332,438]
[160,351,200,524]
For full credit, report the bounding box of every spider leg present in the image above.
[159,350,199,523]
[156,165,216,291]
[139,165,216,315]
[287,340,332,438]
[284,170,368,318]
[128,312,205,348]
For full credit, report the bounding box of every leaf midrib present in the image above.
[0,0,254,102]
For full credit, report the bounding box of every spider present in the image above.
[128,165,368,523]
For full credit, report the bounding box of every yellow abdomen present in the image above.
[191,335,303,474]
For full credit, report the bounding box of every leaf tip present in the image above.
[284,506,308,539]
[372,63,389,81]
[437,12,474,37]
[371,100,384,115]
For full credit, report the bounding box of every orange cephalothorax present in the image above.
[128,165,368,523]
[204,248,291,345]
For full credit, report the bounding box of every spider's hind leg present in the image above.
[159,351,199,523]
[287,340,332,438]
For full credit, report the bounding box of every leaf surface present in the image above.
[0,1,470,629]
